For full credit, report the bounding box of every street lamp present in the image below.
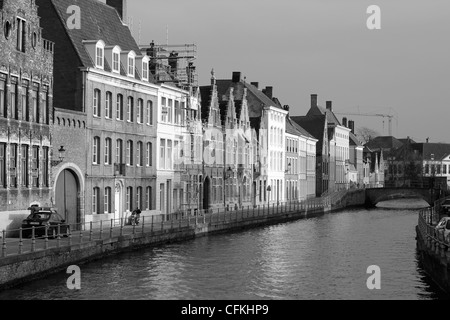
[285,163,291,174]
[267,185,272,204]
[51,146,66,166]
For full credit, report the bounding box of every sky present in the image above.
[122,0,450,143]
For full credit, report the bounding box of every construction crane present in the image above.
[334,111,395,136]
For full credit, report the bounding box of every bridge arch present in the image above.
[365,187,434,207]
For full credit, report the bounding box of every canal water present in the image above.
[1,198,449,300]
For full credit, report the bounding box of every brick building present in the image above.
[37,0,159,225]
[0,0,54,231]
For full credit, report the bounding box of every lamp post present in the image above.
[51,146,66,167]
[267,185,272,205]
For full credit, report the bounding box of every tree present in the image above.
[356,127,380,144]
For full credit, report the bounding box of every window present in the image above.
[161,97,167,122]
[42,147,49,187]
[10,81,17,119]
[0,80,5,118]
[137,99,143,123]
[137,141,143,166]
[168,99,173,123]
[126,140,133,166]
[112,51,120,73]
[146,186,152,210]
[21,145,28,187]
[16,17,25,52]
[96,45,104,69]
[136,187,142,210]
[444,165,447,175]
[128,55,135,77]
[93,137,100,164]
[424,164,429,174]
[0,143,5,188]
[21,87,28,121]
[105,138,112,165]
[42,89,48,124]
[10,144,17,187]
[146,142,152,166]
[142,61,149,81]
[116,94,124,120]
[32,90,38,123]
[160,139,165,169]
[104,187,111,214]
[127,97,133,122]
[167,140,172,169]
[174,100,180,124]
[93,187,100,214]
[126,187,133,211]
[93,89,101,117]
[147,101,153,125]
[105,92,112,119]
[116,139,123,164]
[31,146,39,187]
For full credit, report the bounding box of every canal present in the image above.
[1,198,449,300]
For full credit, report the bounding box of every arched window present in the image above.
[93,187,100,214]
[126,140,133,166]
[93,89,101,117]
[116,94,124,120]
[137,99,143,123]
[104,187,111,214]
[93,136,100,164]
[147,100,153,125]
[105,138,112,165]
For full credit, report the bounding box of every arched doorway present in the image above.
[55,169,80,227]
[203,177,211,210]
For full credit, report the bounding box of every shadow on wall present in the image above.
[0,211,31,238]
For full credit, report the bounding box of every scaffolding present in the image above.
[139,42,198,90]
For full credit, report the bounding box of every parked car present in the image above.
[21,207,70,238]
[441,199,450,215]
[435,217,450,241]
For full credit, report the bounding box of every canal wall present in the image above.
[416,200,450,294]
[0,189,366,290]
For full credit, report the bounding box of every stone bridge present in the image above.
[365,187,437,207]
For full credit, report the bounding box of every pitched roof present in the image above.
[349,132,363,147]
[398,138,417,144]
[47,0,141,68]
[285,117,315,139]
[306,104,341,126]
[412,143,450,161]
[216,80,284,118]
[365,136,403,150]
[291,115,327,153]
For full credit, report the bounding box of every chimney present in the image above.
[283,105,290,113]
[106,0,128,22]
[232,72,241,83]
[348,120,355,134]
[342,117,348,127]
[263,86,273,99]
[326,101,332,111]
[311,94,318,108]
[251,82,259,89]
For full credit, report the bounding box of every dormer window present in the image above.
[127,52,136,77]
[95,41,105,69]
[113,51,120,73]
[142,61,149,81]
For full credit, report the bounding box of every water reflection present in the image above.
[0,199,449,300]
